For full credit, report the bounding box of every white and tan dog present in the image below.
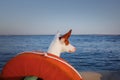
[48,29,76,56]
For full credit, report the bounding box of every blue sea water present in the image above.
[0,35,120,72]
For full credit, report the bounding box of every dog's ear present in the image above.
[59,29,72,40]
[59,29,72,45]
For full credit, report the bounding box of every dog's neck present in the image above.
[47,33,62,56]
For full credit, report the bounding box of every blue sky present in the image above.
[0,0,120,35]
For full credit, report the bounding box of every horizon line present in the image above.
[0,33,119,36]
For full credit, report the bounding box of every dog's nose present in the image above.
[73,47,76,52]
[69,47,76,53]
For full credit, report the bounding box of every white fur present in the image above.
[47,32,75,57]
